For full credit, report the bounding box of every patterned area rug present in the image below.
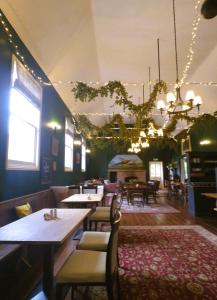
[66,225,217,300]
[119,225,217,300]
[120,200,180,213]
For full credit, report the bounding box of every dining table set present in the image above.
[121,181,158,206]
[0,192,105,300]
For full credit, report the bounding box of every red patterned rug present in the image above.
[119,225,217,300]
[120,200,180,213]
[66,225,217,300]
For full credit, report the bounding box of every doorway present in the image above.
[149,161,164,188]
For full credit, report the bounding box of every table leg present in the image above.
[42,245,55,300]
[83,216,88,231]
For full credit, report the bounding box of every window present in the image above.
[7,56,42,170]
[64,118,74,171]
[81,137,86,172]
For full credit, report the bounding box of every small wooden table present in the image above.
[62,193,103,208]
[202,193,217,199]
[0,208,91,299]
[202,193,217,212]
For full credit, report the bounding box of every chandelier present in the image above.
[128,123,164,153]
[157,0,202,116]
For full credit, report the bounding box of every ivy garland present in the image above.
[72,80,217,152]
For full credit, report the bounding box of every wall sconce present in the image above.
[74,140,82,146]
[47,121,62,131]
[86,148,91,153]
[199,139,211,145]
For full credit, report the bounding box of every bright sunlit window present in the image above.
[7,56,42,170]
[64,118,74,171]
[81,137,86,172]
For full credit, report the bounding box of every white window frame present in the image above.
[64,117,74,171]
[81,137,86,172]
[6,56,42,170]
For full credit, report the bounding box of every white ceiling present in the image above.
[1,0,217,129]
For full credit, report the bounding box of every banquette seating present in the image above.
[0,189,64,299]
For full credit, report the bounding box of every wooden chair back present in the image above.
[82,185,97,194]
[68,185,80,195]
[106,209,121,296]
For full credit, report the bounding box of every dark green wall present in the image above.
[190,117,217,152]
[0,11,86,201]
[87,144,175,181]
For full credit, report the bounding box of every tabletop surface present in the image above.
[62,193,103,203]
[202,193,217,199]
[0,208,91,245]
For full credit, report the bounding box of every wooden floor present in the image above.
[7,191,217,300]
[121,191,217,235]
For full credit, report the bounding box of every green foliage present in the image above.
[72,81,216,152]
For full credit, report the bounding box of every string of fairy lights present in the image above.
[0,0,216,91]
[180,0,202,87]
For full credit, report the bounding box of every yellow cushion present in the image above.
[56,250,106,283]
[15,203,32,218]
[96,206,110,212]
[89,210,110,221]
[77,231,110,251]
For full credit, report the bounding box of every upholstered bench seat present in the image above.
[56,249,106,283]
[77,231,110,251]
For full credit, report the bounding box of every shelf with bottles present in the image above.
[184,151,217,182]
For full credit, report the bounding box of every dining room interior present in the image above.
[0,0,217,299]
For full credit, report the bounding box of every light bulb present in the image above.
[157,128,163,136]
[185,90,195,100]
[157,100,166,110]
[166,92,176,103]
[140,131,146,137]
[193,95,202,106]
[148,129,154,136]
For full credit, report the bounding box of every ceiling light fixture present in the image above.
[157,0,202,116]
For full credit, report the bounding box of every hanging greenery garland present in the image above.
[72,80,216,152]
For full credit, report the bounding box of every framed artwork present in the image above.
[41,157,52,184]
[51,135,59,156]
[52,160,57,172]
[76,152,81,164]
[181,135,192,154]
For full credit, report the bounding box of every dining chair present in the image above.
[128,189,145,207]
[77,208,121,252]
[68,185,81,196]
[88,194,118,231]
[82,185,98,194]
[55,210,122,300]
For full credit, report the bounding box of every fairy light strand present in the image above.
[1,4,216,89]
[180,0,202,86]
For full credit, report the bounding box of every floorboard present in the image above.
[121,191,217,235]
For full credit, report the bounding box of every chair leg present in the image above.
[107,272,120,300]
[71,286,75,300]
[56,284,63,300]
[89,221,92,231]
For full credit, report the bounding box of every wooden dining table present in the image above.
[122,183,153,205]
[0,208,91,300]
[202,193,217,211]
[61,193,103,209]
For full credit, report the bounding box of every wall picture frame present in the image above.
[181,135,192,154]
[51,135,59,156]
[41,157,52,184]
